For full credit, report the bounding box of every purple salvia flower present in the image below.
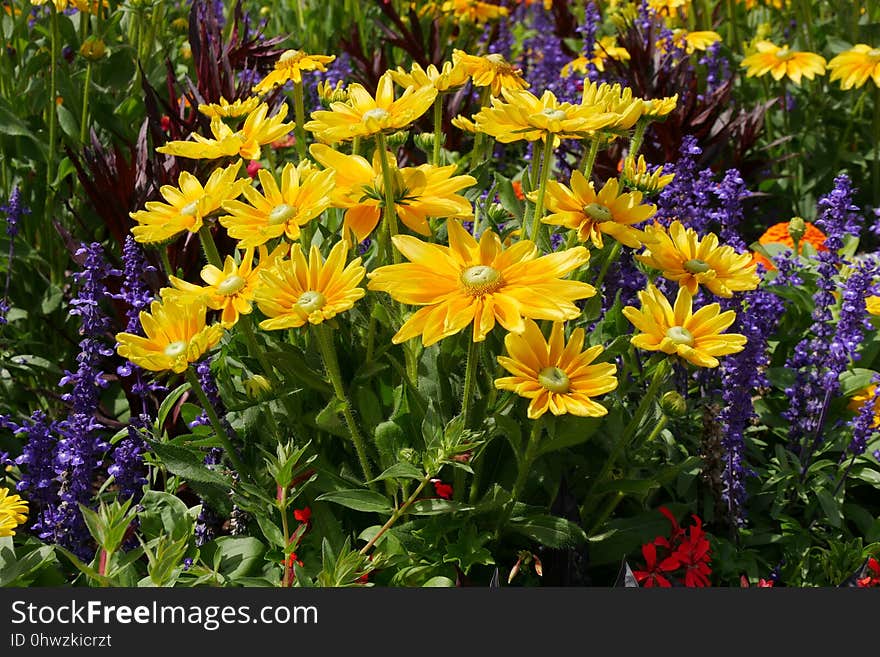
[520,5,579,103]
[655,137,713,233]
[577,1,602,82]
[847,374,880,458]
[711,169,749,253]
[0,186,28,325]
[698,40,728,96]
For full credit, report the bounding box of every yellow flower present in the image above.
[648,0,687,15]
[849,385,880,427]
[562,36,631,76]
[255,241,366,330]
[641,95,679,120]
[621,155,675,194]
[163,244,288,328]
[452,49,529,97]
[451,114,478,132]
[867,295,880,316]
[441,0,508,23]
[389,60,470,93]
[252,50,336,93]
[116,298,224,373]
[544,173,656,248]
[198,96,262,120]
[317,80,350,106]
[219,162,334,248]
[828,45,880,90]
[310,143,475,242]
[664,30,722,55]
[304,71,437,143]
[636,221,760,297]
[130,162,246,244]
[0,487,28,538]
[622,284,747,368]
[367,220,595,346]
[157,102,295,160]
[581,81,645,132]
[473,88,618,143]
[495,319,618,419]
[740,41,827,84]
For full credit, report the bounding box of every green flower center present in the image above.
[774,47,793,61]
[542,108,568,122]
[486,53,505,65]
[362,108,390,126]
[584,202,613,222]
[279,49,303,63]
[164,341,187,358]
[538,366,571,394]
[268,204,297,226]
[180,201,200,217]
[296,290,326,313]
[683,258,711,274]
[217,274,246,296]
[665,326,694,346]
[460,265,504,296]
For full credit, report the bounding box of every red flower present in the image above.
[294,507,312,524]
[431,479,453,499]
[857,557,880,587]
[658,506,685,544]
[633,541,679,587]
[246,159,263,178]
[672,516,712,587]
[160,115,171,132]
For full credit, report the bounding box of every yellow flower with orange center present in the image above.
[304,72,437,143]
[157,102,295,160]
[452,49,529,97]
[0,487,28,538]
[254,241,366,330]
[116,298,224,373]
[544,173,657,249]
[636,221,760,297]
[130,161,246,244]
[252,50,336,93]
[389,60,470,93]
[623,284,747,368]
[495,319,618,420]
[219,161,335,248]
[828,45,880,90]
[310,143,475,242]
[473,88,618,143]
[740,41,827,84]
[367,220,595,346]
[163,244,288,328]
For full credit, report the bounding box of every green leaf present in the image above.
[816,489,842,528]
[0,545,56,587]
[56,103,79,140]
[148,442,232,488]
[316,489,393,513]
[137,490,193,542]
[256,514,286,549]
[508,514,588,548]
[369,462,424,483]
[443,526,494,575]
[537,415,602,456]
[422,576,456,587]
[839,369,877,397]
[40,284,62,315]
[409,499,473,515]
[155,382,191,430]
[314,397,349,438]
[201,537,266,580]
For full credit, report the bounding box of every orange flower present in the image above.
[751,221,827,270]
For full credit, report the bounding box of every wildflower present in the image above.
[580,81,645,132]
[562,36,630,76]
[494,319,617,419]
[294,507,312,524]
[219,162,334,248]
[544,173,657,249]
[641,95,679,120]
[254,241,366,330]
[0,487,28,537]
[621,155,675,194]
[304,72,437,143]
[623,284,747,368]
[648,0,687,15]
[389,60,469,93]
[130,162,246,244]
[637,221,759,297]
[452,49,529,97]
[666,29,722,55]
[828,45,880,90]
[632,541,676,587]
[157,103,295,161]
[867,295,880,316]
[310,144,475,241]
[441,0,508,23]
[740,41,826,84]
[115,298,224,373]
[431,479,454,499]
[197,96,262,120]
[673,515,713,587]
[164,244,287,328]
[857,558,880,587]
[367,220,595,346]
[252,50,336,94]
[751,220,828,270]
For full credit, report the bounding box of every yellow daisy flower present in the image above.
[157,102,295,161]
[389,60,470,93]
[219,161,334,248]
[367,220,595,346]
[198,96,262,120]
[442,0,508,22]
[636,220,760,298]
[665,30,722,55]
[867,295,880,316]
[163,244,288,328]
[0,487,28,538]
[828,45,880,90]
[641,95,679,120]
[116,298,224,373]
[452,49,529,97]
[130,161,246,244]
[562,36,631,76]
[252,50,336,94]
[648,0,687,15]
[740,41,827,84]
[622,284,747,368]
[304,71,437,143]
[580,81,645,132]
[310,143,475,242]
[621,155,675,194]
[473,88,618,143]
[495,319,618,420]
[544,173,657,249]
[255,241,366,330]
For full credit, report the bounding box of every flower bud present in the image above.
[386,130,409,148]
[487,202,510,224]
[413,132,435,154]
[660,390,687,417]
[787,216,806,243]
[243,374,272,399]
[79,37,106,62]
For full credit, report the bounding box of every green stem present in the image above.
[198,224,223,268]
[185,367,249,478]
[279,489,291,587]
[582,136,601,181]
[873,85,880,207]
[626,118,648,167]
[725,0,739,54]
[159,246,174,280]
[374,133,401,264]
[80,62,92,144]
[460,337,481,425]
[594,241,622,292]
[313,323,375,485]
[46,6,59,196]
[512,417,543,501]
[293,80,308,162]
[359,472,433,555]
[529,135,555,242]
[432,95,444,166]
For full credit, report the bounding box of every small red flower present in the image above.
[283,552,303,569]
[431,479,453,499]
[511,180,525,201]
[672,516,712,587]
[857,557,880,587]
[633,542,678,587]
[294,506,312,524]
[246,159,263,178]
[160,115,171,132]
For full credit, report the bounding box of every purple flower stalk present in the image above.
[847,374,880,458]
[0,187,28,325]
[711,169,749,253]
